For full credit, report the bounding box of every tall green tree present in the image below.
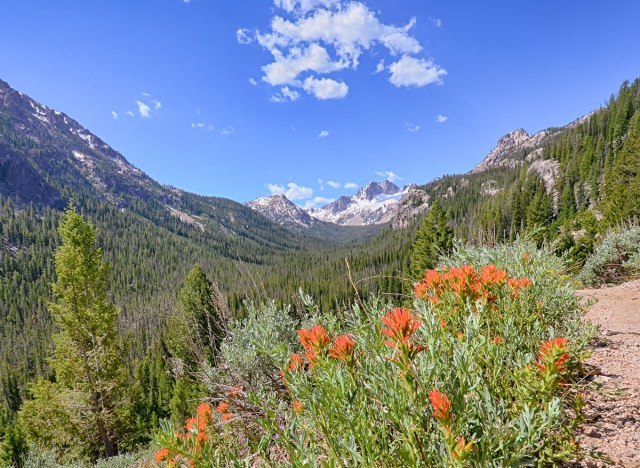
[18,205,129,461]
[604,112,640,226]
[410,201,453,280]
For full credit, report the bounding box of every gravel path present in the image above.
[577,280,640,467]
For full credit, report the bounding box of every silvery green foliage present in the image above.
[218,301,300,395]
[579,225,640,286]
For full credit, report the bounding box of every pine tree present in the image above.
[18,205,129,460]
[409,201,453,280]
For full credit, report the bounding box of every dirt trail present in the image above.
[577,279,640,467]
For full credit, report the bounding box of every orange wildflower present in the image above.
[227,385,243,397]
[154,448,172,462]
[453,436,473,460]
[429,389,452,425]
[537,337,569,373]
[185,417,196,431]
[381,308,422,347]
[298,325,331,350]
[288,353,303,371]
[480,265,508,285]
[329,334,355,363]
[196,403,212,421]
[221,413,232,421]
[292,399,304,414]
[298,325,331,367]
[216,401,229,414]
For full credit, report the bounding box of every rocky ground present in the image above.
[577,279,640,467]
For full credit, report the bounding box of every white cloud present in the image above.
[236,28,253,44]
[221,126,235,136]
[318,130,330,138]
[326,180,341,188]
[248,78,258,86]
[318,178,325,190]
[406,123,420,133]
[388,55,447,88]
[435,114,448,123]
[262,43,346,86]
[274,0,339,15]
[375,170,403,182]
[142,92,151,97]
[268,182,314,200]
[241,1,443,101]
[191,122,215,130]
[429,17,442,27]
[152,99,162,110]
[183,0,191,3]
[271,86,301,102]
[344,182,358,189]
[126,110,135,117]
[111,111,118,119]
[303,76,348,99]
[135,100,151,118]
[303,196,334,209]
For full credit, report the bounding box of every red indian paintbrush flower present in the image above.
[429,389,452,425]
[216,401,229,414]
[292,399,304,414]
[154,448,172,462]
[288,353,303,371]
[329,334,355,363]
[453,435,473,460]
[298,325,331,350]
[298,325,331,367]
[537,337,569,373]
[381,308,422,347]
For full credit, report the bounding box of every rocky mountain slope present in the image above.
[246,194,318,229]
[309,180,408,226]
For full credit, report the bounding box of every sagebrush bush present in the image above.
[153,241,594,467]
[579,225,640,286]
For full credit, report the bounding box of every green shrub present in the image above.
[579,225,640,286]
[153,242,594,466]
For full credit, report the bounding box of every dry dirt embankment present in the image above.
[577,280,640,467]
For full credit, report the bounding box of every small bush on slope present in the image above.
[153,241,594,466]
[579,225,640,286]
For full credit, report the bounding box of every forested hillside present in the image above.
[402,79,640,259]
[1,76,640,464]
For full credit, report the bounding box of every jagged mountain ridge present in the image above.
[308,180,409,226]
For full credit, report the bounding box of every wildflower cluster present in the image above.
[414,264,532,306]
[381,307,425,369]
[154,400,236,466]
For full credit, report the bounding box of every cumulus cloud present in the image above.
[221,126,235,136]
[126,111,134,117]
[239,1,444,101]
[435,114,448,123]
[262,43,346,86]
[429,17,442,27]
[271,86,301,102]
[111,111,118,119]
[303,196,334,209]
[326,180,341,188]
[152,99,162,110]
[406,123,420,132]
[344,182,358,189]
[268,182,314,200]
[303,76,348,99]
[388,55,447,87]
[274,0,339,15]
[135,100,151,118]
[236,28,253,44]
[318,130,330,138]
[375,170,403,182]
[248,78,258,86]
[318,178,325,190]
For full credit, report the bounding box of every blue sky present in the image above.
[1,1,639,207]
